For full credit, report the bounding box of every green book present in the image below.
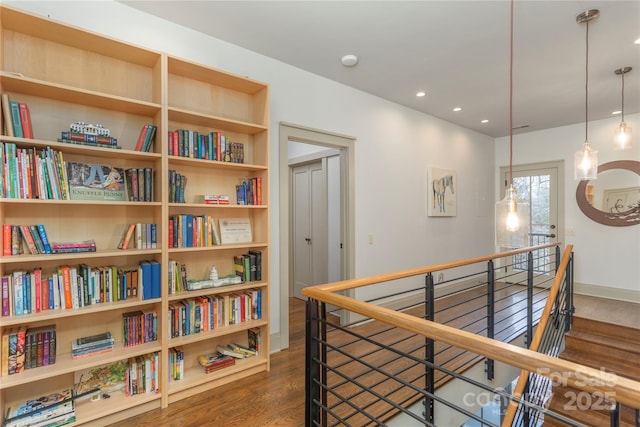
[9,101,22,138]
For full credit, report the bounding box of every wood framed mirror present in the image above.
[576,160,640,226]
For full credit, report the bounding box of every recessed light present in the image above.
[416,91,426,97]
[612,110,622,115]
[341,54,358,67]
[453,107,462,112]
[481,119,489,124]
[635,37,640,44]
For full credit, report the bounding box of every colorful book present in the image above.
[9,101,22,138]
[18,102,34,139]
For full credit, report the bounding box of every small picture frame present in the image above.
[428,167,457,217]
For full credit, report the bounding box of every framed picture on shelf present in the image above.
[428,167,456,217]
[219,218,252,244]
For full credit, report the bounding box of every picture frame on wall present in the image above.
[428,167,456,217]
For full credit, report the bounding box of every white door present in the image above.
[500,162,563,276]
[292,161,328,299]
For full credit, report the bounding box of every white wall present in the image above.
[7,1,495,341]
[496,113,640,301]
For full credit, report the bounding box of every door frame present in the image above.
[278,122,355,349]
[499,160,565,279]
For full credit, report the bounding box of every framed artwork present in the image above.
[428,167,456,217]
[602,186,640,214]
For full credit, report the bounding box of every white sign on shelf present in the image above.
[219,218,252,244]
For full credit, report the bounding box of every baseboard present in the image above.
[574,282,640,303]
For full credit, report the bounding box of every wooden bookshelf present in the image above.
[0,5,269,426]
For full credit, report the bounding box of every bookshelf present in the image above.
[0,5,269,426]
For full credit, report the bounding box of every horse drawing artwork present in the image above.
[432,175,454,213]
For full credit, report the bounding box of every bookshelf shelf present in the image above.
[0,5,269,425]
[167,355,269,398]
[167,282,268,302]
[168,319,268,347]
[0,73,162,116]
[0,341,161,390]
[0,298,158,327]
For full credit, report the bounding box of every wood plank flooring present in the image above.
[107,294,638,426]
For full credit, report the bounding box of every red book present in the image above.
[60,266,73,309]
[2,224,12,256]
[134,124,150,151]
[18,103,34,139]
[34,268,42,313]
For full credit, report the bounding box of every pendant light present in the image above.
[613,67,632,150]
[574,10,599,180]
[495,0,530,249]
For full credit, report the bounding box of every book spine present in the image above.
[2,93,14,136]
[37,224,52,253]
[18,103,34,139]
[1,275,10,316]
[9,101,22,138]
[3,224,12,256]
[134,124,150,151]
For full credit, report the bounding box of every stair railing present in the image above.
[502,246,574,426]
[304,244,640,426]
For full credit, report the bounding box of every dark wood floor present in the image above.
[109,294,638,426]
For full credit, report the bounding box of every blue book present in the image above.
[37,225,52,254]
[150,261,161,299]
[140,261,152,300]
[185,214,194,247]
[9,101,23,138]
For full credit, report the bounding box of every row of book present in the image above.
[133,123,157,152]
[117,223,158,250]
[0,261,158,317]
[2,388,75,427]
[124,167,154,202]
[71,331,114,360]
[1,324,56,377]
[234,250,263,283]
[122,310,158,347]
[1,93,34,139]
[126,352,160,396]
[168,169,187,203]
[2,224,51,256]
[1,144,152,202]
[168,346,184,382]
[1,143,68,200]
[168,214,221,248]
[236,177,263,206]
[167,289,262,338]
[168,129,245,163]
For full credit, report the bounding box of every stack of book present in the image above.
[197,352,235,374]
[50,240,96,254]
[2,388,75,427]
[71,332,114,360]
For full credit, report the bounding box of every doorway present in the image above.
[500,161,564,277]
[278,123,355,350]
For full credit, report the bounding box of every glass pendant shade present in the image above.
[613,121,632,150]
[574,141,598,180]
[495,184,530,248]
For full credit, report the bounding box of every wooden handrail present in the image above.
[302,244,640,410]
[308,243,559,294]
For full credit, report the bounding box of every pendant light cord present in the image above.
[585,19,589,143]
[509,0,514,184]
[621,69,625,122]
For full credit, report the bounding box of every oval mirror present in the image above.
[576,160,640,226]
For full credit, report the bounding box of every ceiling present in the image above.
[120,1,640,139]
